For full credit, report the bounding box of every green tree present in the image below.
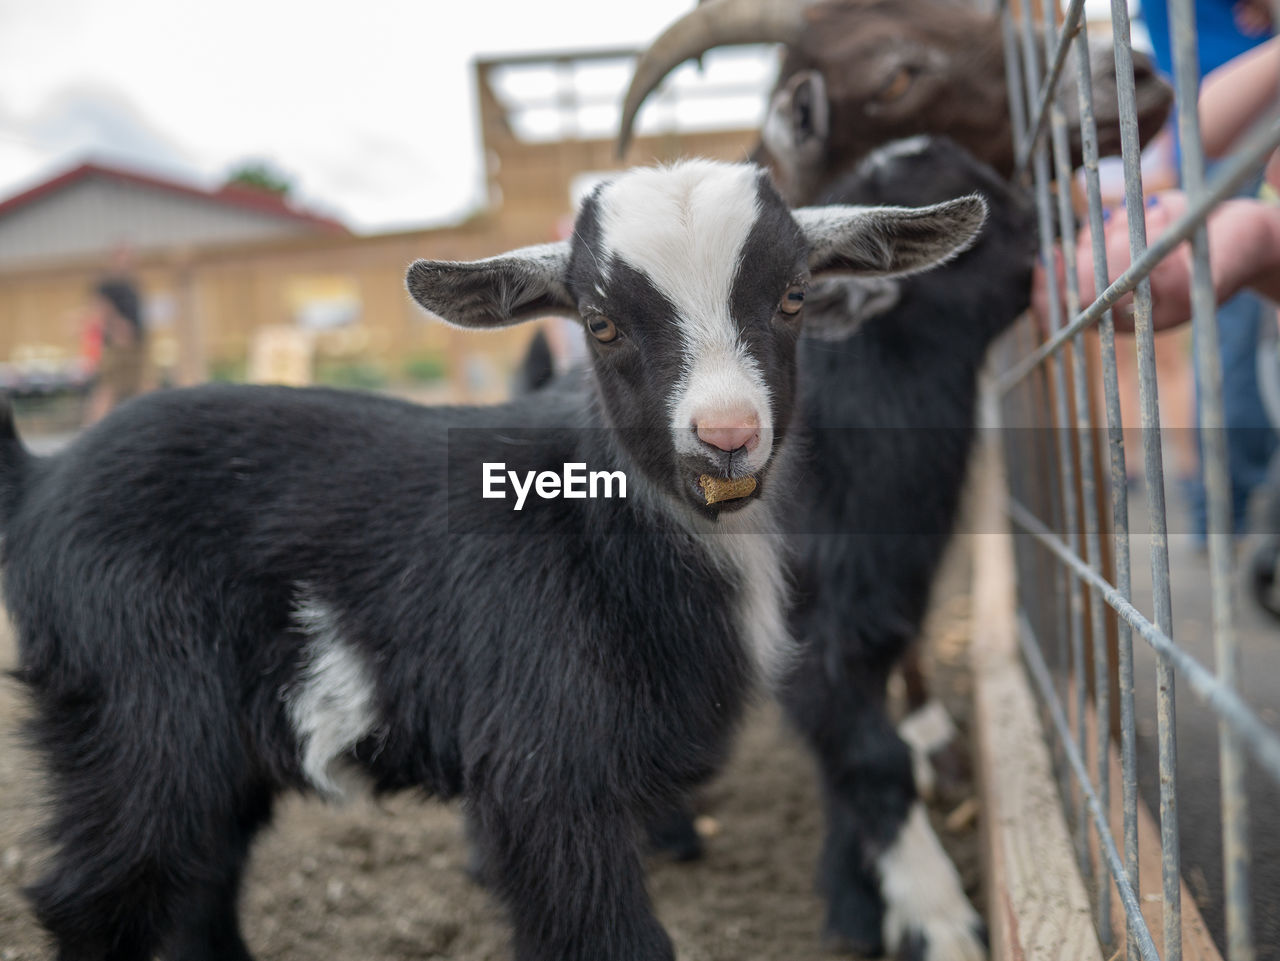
[225,160,294,196]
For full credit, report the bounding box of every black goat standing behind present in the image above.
[779,138,1037,960]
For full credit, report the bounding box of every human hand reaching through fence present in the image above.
[1032,190,1280,333]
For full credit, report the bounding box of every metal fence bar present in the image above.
[1007,498,1280,785]
[1018,611,1164,961]
[1101,3,1183,954]
[1044,9,1113,934]
[1017,0,1090,863]
[997,0,1280,953]
[1039,0,1099,888]
[1001,3,1030,158]
[1164,0,1256,957]
[998,5,1080,788]
[995,114,1280,394]
[1041,0,1110,916]
[1014,0,1087,174]
[1066,13,1141,954]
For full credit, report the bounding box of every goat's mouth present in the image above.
[675,447,767,515]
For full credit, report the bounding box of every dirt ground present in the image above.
[0,560,981,961]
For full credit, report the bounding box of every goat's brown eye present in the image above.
[779,286,806,317]
[586,314,618,342]
[877,67,915,102]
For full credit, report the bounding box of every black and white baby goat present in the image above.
[4,159,984,961]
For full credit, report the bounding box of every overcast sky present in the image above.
[0,0,750,233]
[0,0,1143,234]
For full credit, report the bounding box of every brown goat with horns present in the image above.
[618,0,1173,205]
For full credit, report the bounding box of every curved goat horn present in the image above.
[617,0,807,158]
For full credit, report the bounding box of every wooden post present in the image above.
[970,421,1104,961]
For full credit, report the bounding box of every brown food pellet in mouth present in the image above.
[698,475,757,505]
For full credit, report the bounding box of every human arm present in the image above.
[1032,190,1280,332]
[1200,35,1280,159]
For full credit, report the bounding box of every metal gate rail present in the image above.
[992,0,1280,958]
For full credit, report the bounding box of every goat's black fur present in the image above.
[6,384,755,961]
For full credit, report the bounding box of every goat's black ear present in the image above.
[406,242,577,328]
[795,194,988,278]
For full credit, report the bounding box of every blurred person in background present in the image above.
[83,274,149,425]
[1146,0,1275,542]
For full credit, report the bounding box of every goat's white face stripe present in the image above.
[599,161,775,473]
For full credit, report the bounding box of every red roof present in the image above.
[0,160,350,235]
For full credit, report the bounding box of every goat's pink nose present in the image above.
[694,411,761,453]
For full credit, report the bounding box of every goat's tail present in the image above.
[0,394,30,527]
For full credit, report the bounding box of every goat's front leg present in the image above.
[783,655,985,961]
[471,796,675,961]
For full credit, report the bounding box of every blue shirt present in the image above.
[1142,0,1271,79]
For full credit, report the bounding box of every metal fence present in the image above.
[992,0,1280,958]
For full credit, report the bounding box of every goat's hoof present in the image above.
[820,886,884,957]
[891,919,987,961]
[645,810,705,863]
[822,927,883,958]
[651,830,704,863]
[880,802,986,960]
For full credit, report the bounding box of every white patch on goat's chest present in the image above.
[725,533,792,684]
[286,593,381,799]
[698,509,794,685]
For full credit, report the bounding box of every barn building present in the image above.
[0,161,348,270]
